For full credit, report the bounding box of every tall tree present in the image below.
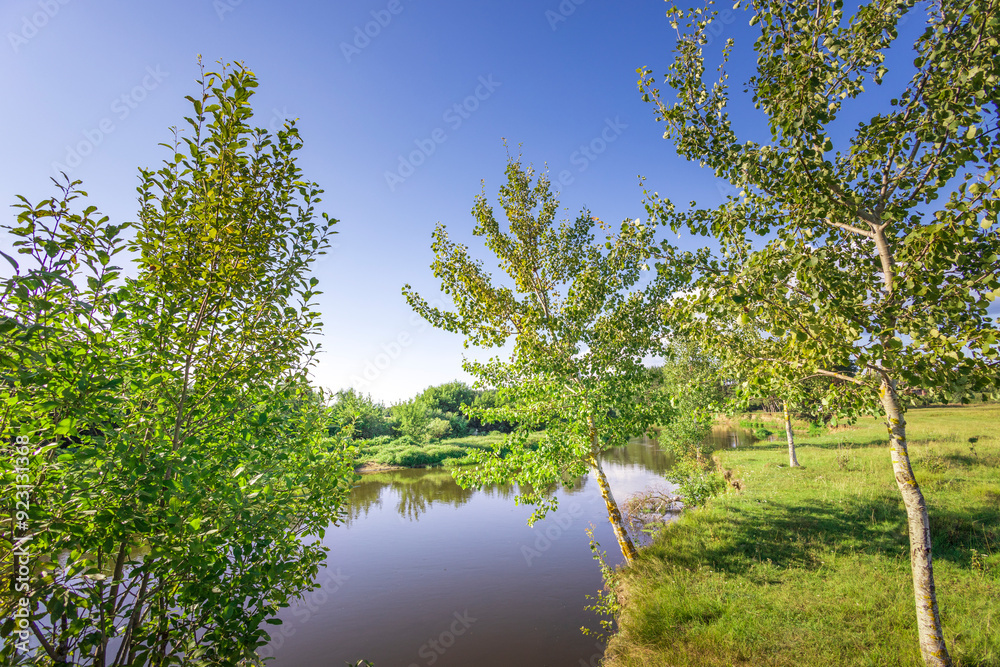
[0,61,354,666]
[638,1,1000,664]
[403,156,678,563]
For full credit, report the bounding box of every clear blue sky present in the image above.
[4,1,974,403]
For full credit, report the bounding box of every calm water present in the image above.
[261,430,751,667]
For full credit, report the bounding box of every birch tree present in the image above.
[403,157,679,563]
[639,0,1000,663]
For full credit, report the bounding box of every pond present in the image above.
[261,429,753,666]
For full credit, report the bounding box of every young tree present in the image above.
[390,399,431,442]
[403,156,679,563]
[651,338,731,506]
[329,388,392,440]
[638,1,1000,663]
[0,61,355,665]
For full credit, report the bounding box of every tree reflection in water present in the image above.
[345,429,753,524]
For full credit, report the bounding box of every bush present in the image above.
[666,459,726,508]
[427,417,452,441]
[369,438,467,467]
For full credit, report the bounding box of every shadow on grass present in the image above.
[645,490,1000,577]
[743,436,889,452]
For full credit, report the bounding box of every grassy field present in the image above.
[605,404,1000,667]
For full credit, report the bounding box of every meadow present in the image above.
[605,404,1000,667]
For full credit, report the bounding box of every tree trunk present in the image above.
[879,379,952,667]
[783,401,800,467]
[591,456,638,564]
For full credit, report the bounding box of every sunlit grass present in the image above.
[606,404,1000,667]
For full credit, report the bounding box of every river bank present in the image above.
[604,404,1000,667]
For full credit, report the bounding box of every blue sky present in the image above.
[3,0,743,403]
[3,1,989,403]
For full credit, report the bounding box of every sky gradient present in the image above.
[3,1,989,403]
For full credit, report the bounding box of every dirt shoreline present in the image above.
[354,462,408,474]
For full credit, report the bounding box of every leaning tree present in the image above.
[404,156,681,563]
[638,1,1000,664]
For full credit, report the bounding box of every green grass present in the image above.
[605,404,1000,667]
[353,432,532,468]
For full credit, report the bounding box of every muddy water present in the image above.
[262,430,751,666]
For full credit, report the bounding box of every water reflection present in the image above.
[346,429,752,524]
[703,424,755,449]
[264,427,752,666]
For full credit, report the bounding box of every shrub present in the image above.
[427,417,452,441]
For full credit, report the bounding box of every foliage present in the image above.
[665,458,726,508]
[328,389,392,440]
[639,0,1000,411]
[580,525,622,641]
[328,382,512,444]
[390,399,430,442]
[604,405,1000,667]
[404,154,680,560]
[426,417,452,441]
[417,380,477,416]
[465,389,514,433]
[652,338,729,461]
[0,61,354,666]
[639,0,1000,661]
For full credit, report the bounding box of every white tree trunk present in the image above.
[880,379,952,667]
[783,401,800,467]
[591,455,638,564]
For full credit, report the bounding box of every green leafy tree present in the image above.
[467,389,515,433]
[638,1,1000,663]
[0,61,355,665]
[403,156,679,563]
[391,399,430,442]
[649,339,732,502]
[653,338,729,459]
[416,381,477,437]
[417,381,478,416]
[692,323,855,467]
[329,388,392,440]
[426,417,453,441]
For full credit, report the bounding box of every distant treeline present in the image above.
[327,381,514,443]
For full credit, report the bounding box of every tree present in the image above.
[651,338,731,505]
[638,1,1000,663]
[403,155,679,563]
[390,399,431,442]
[0,61,355,665]
[416,380,478,437]
[329,388,392,440]
[417,380,478,416]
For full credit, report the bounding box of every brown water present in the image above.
[260,430,751,666]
